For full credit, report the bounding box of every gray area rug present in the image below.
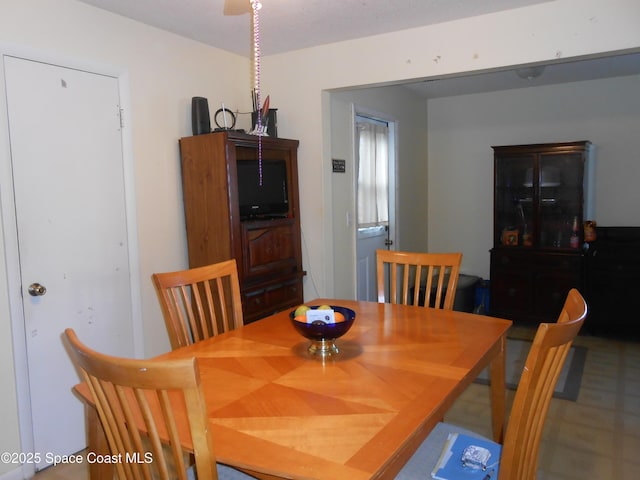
[474,338,587,401]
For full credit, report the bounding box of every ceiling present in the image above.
[403,51,640,98]
[77,0,553,57]
[76,0,640,98]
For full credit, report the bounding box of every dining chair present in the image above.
[63,328,255,480]
[376,250,463,310]
[152,259,244,350]
[396,288,588,480]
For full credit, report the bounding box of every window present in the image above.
[356,116,389,227]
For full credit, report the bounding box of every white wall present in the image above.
[0,0,248,475]
[428,74,640,279]
[262,0,640,298]
[329,87,428,299]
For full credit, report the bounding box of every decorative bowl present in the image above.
[289,305,356,357]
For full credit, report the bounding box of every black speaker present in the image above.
[191,97,211,135]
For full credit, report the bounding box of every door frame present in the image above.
[0,45,143,477]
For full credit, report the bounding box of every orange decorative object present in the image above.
[502,228,519,246]
[584,221,597,242]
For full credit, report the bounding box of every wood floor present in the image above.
[33,326,640,480]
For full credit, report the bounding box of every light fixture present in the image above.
[515,66,545,80]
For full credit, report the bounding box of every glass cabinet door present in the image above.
[494,149,586,251]
[494,154,534,247]
[539,153,584,249]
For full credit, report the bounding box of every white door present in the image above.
[356,225,389,301]
[355,115,395,301]
[4,56,134,470]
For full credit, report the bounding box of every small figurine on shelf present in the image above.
[501,227,519,246]
[570,216,580,249]
[584,220,597,242]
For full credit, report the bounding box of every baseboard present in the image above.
[0,466,27,480]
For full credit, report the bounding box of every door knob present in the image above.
[28,283,47,297]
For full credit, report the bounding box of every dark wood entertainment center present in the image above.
[179,131,305,324]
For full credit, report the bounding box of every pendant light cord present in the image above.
[251,0,263,185]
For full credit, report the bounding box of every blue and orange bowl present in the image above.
[289,305,356,342]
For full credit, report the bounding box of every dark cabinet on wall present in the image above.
[586,227,640,338]
[490,141,594,324]
[179,131,305,324]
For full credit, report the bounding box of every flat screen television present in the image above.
[237,159,289,219]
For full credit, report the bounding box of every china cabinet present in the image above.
[490,141,594,323]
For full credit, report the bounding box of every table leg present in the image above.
[86,405,113,480]
[488,333,507,443]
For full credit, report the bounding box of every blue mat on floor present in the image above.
[474,338,587,401]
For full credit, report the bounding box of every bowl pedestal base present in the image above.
[308,339,339,357]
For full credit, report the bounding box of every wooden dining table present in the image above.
[80,298,511,479]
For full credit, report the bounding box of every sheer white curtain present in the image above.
[357,120,389,227]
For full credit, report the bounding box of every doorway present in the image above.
[1,53,140,473]
[355,113,396,301]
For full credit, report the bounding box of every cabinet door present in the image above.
[490,250,533,318]
[494,154,535,247]
[242,278,304,323]
[538,153,585,249]
[533,269,579,318]
[180,133,235,268]
[491,250,583,322]
[242,222,298,278]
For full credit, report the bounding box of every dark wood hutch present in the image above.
[490,141,594,324]
[179,131,305,324]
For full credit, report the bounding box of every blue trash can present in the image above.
[474,279,490,315]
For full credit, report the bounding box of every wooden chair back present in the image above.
[500,288,587,480]
[63,328,219,480]
[152,259,243,350]
[376,250,463,310]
